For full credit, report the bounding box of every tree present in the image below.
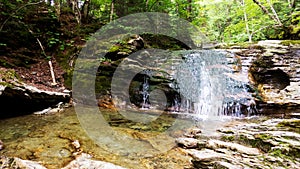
[252,0,282,26]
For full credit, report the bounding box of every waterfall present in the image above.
[175,50,254,119]
[141,76,150,109]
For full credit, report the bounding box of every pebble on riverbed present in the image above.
[0,140,3,150]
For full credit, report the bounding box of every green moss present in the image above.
[0,81,13,88]
[276,120,300,133]
[280,40,300,46]
[119,48,132,54]
[108,45,120,53]
[221,135,235,142]
[141,33,190,50]
[256,133,273,140]
[95,76,111,94]
[0,69,20,82]
[237,134,272,153]
[63,69,73,89]
[216,42,263,49]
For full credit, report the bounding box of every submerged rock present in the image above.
[0,140,3,150]
[62,153,127,169]
[1,154,127,169]
[0,156,47,169]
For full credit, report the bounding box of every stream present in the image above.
[1,107,300,168]
[0,107,203,168]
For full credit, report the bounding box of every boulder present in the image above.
[0,72,70,118]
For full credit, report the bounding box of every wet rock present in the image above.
[224,40,300,114]
[184,128,202,138]
[0,140,3,150]
[207,139,260,155]
[0,82,70,118]
[182,118,300,169]
[215,161,243,169]
[257,40,288,49]
[62,153,126,169]
[14,158,47,169]
[188,149,234,169]
[188,149,228,161]
[175,138,201,149]
[0,156,47,169]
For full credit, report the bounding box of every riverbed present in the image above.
[0,107,198,168]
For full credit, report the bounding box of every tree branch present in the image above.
[252,0,282,26]
[266,0,283,26]
[0,1,43,31]
[28,28,57,86]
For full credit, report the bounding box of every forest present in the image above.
[1,0,299,52]
[1,1,300,168]
[1,0,299,78]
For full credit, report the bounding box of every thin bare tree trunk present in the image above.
[27,29,57,86]
[241,0,251,42]
[252,0,282,26]
[48,61,57,86]
[266,0,283,26]
[146,0,149,11]
[288,0,296,8]
[110,0,115,22]
[287,0,292,7]
[291,0,295,8]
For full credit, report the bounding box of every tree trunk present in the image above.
[241,0,251,42]
[81,0,90,23]
[252,0,282,26]
[110,0,115,22]
[54,0,60,21]
[286,0,297,10]
[146,0,149,11]
[69,0,81,25]
[266,0,283,26]
[290,0,296,8]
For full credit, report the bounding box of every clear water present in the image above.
[0,107,196,169]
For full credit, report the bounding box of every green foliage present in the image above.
[0,69,20,83]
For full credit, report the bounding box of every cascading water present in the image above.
[175,50,255,119]
[141,76,150,109]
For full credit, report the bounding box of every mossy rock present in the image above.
[280,40,300,46]
[277,120,300,133]
[216,42,265,49]
[141,33,191,50]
